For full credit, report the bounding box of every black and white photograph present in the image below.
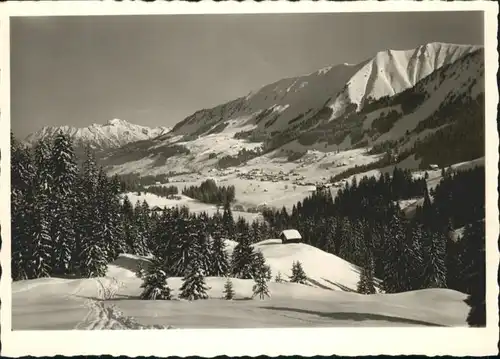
[1,1,498,357]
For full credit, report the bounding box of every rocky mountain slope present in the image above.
[99,42,483,178]
[170,42,480,137]
[24,118,171,151]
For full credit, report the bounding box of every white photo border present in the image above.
[0,1,498,357]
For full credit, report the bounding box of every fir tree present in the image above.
[275,271,284,283]
[78,147,108,278]
[94,170,122,262]
[210,235,230,277]
[168,217,198,276]
[252,275,271,300]
[133,200,149,256]
[222,201,235,238]
[357,250,376,294]
[463,220,486,326]
[30,204,53,278]
[140,257,172,300]
[79,213,108,278]
[421,230,447,288]
[407,223,426,290]
[49,131,78,274]
[194,221,212,275]
[11,134,36,280]
[122,196,139,254]
[30,140,55,278]
[251,250,271,281]
[382,209,409,293]
[290,261,308,284]
[223,277,235,300]
[179,255,209,300]
[230,232,255,279]
[251,220,262,242]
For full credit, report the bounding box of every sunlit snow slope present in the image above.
[13,240,470,330]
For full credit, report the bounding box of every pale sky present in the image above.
[11,12,483,138]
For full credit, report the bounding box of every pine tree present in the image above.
[78,147,108,278]
[223,277,235,300]
[222,201,235,238]
[140,257,172,300]
[122,196,139,254]
[49,131,78,275]
[168,217,197,276]
[133,200,149,256]
[194,220,212,275]
[179,255,209,300]
[357,250,376,294]
[382,209,409,293]
[79,217,108,278]
[30,203,52,278]
[251,220,262,242]
[421,230,447,289]
[252,273,271,300]
[30,139,55,278]
[11,134,36,280]
[275,271,284,283]
[210,235,230,277]
[290,261,307,284]
[230,232,255,279]
[109,176,127,259]
[251,250,271,281]
[407,223,426,290]
[463,220,486,326]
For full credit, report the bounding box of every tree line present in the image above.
[262,165,485,325]
[11,131,134,279]
[181,179,236,205]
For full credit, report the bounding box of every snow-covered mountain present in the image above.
[170,42,480,137]
[101,42,483,177]
[24,118,171,150]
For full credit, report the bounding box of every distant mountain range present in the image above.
[24,118,171,151]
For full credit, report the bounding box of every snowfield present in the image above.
[12,240,471,330]
[123,192,263,223]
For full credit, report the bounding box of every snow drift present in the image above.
[12,240,470,330]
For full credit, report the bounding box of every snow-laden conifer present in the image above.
[140,257,172,300]
[290,261,307,284]
[210,235,230,277]
[179,256,209,300]
[223,277,235,300]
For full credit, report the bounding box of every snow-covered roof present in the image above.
[280,229,302,240]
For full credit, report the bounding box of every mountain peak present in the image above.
[106,118,129,126]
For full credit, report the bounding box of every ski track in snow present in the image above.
[75,299,173,330]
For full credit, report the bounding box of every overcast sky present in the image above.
[11,12,483,137]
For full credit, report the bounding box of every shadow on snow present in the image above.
[260,306,446,327]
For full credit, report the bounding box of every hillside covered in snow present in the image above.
[12,242,471,330]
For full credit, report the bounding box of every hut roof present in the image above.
[280,229,302,240]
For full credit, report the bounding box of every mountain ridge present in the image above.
[24,119,171,151]
[170,42,481,138]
